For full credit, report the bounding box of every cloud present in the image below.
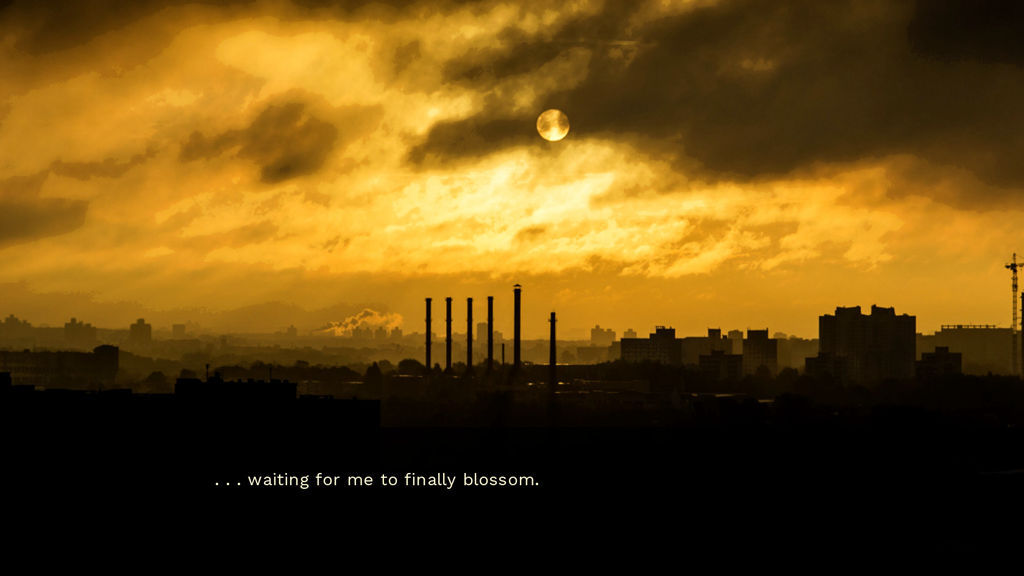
[411,0,1024,198]
[0,172,88,247]
[180,101,338,183]
[51,147,157,180]
[907,0,1024,65]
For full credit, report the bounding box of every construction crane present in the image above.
[1007,253,1020,376]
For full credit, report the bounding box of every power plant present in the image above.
[420,284,531,381]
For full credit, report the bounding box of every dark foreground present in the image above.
[3,394,1024,553]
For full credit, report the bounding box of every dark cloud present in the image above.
[392,40,422,77]
[181,102,339,184]
[407,116,532,164]
[0,172,88,247]
[0,0,488,56]
[514,225,547,243]
[412,0,1024,199]
[0,0,254,55]
[907,0,1024,65]
[51,147,157,180]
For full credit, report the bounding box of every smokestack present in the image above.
[1020,290,1023,378]
[467,297,473,371]
[487,296,494,372]
[514,284,522,370]
[549,311,557,389]
[445,297,452,372]
[425,298,432,371]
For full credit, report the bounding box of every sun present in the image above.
[537,109,570,142]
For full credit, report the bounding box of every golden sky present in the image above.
[1,0,1023,338]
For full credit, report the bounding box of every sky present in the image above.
[1,0,1023,338]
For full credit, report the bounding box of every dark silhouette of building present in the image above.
[699,349,744,382]
[0,314,33,341]
[805,352,850,382]
[576,345,611,363]
[172,323,187,338]
[917,324,1012,375]
[681,328,729,365]
[64,317,97,348]
[620,327,683,365]
[726,329,744,354]
[916,346,962,379]
[129,318,152,346]
[175,374,297,402]
[807,305,915,384]
[742,329,778,376]
[0,345,118,390]
[590,325,615,347]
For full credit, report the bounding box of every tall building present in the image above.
[172,324,187,339]
[590,325,616,347]
[742,329,778,376]
[129,318,152,346]
[64,318,97,349]
[620,327,683,365]
[726,329,744,354]
[808,305,915,384]
[681,328,729,365]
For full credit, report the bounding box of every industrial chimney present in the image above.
[514,284,522,370]
[487,296,494,372]
[549,311,557,389]
[466,297,473,372]
[425,298,432,371]
[445,297,452,372]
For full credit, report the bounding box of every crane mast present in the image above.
[1007,254,1020,377]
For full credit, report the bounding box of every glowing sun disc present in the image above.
[537,109,570,142]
